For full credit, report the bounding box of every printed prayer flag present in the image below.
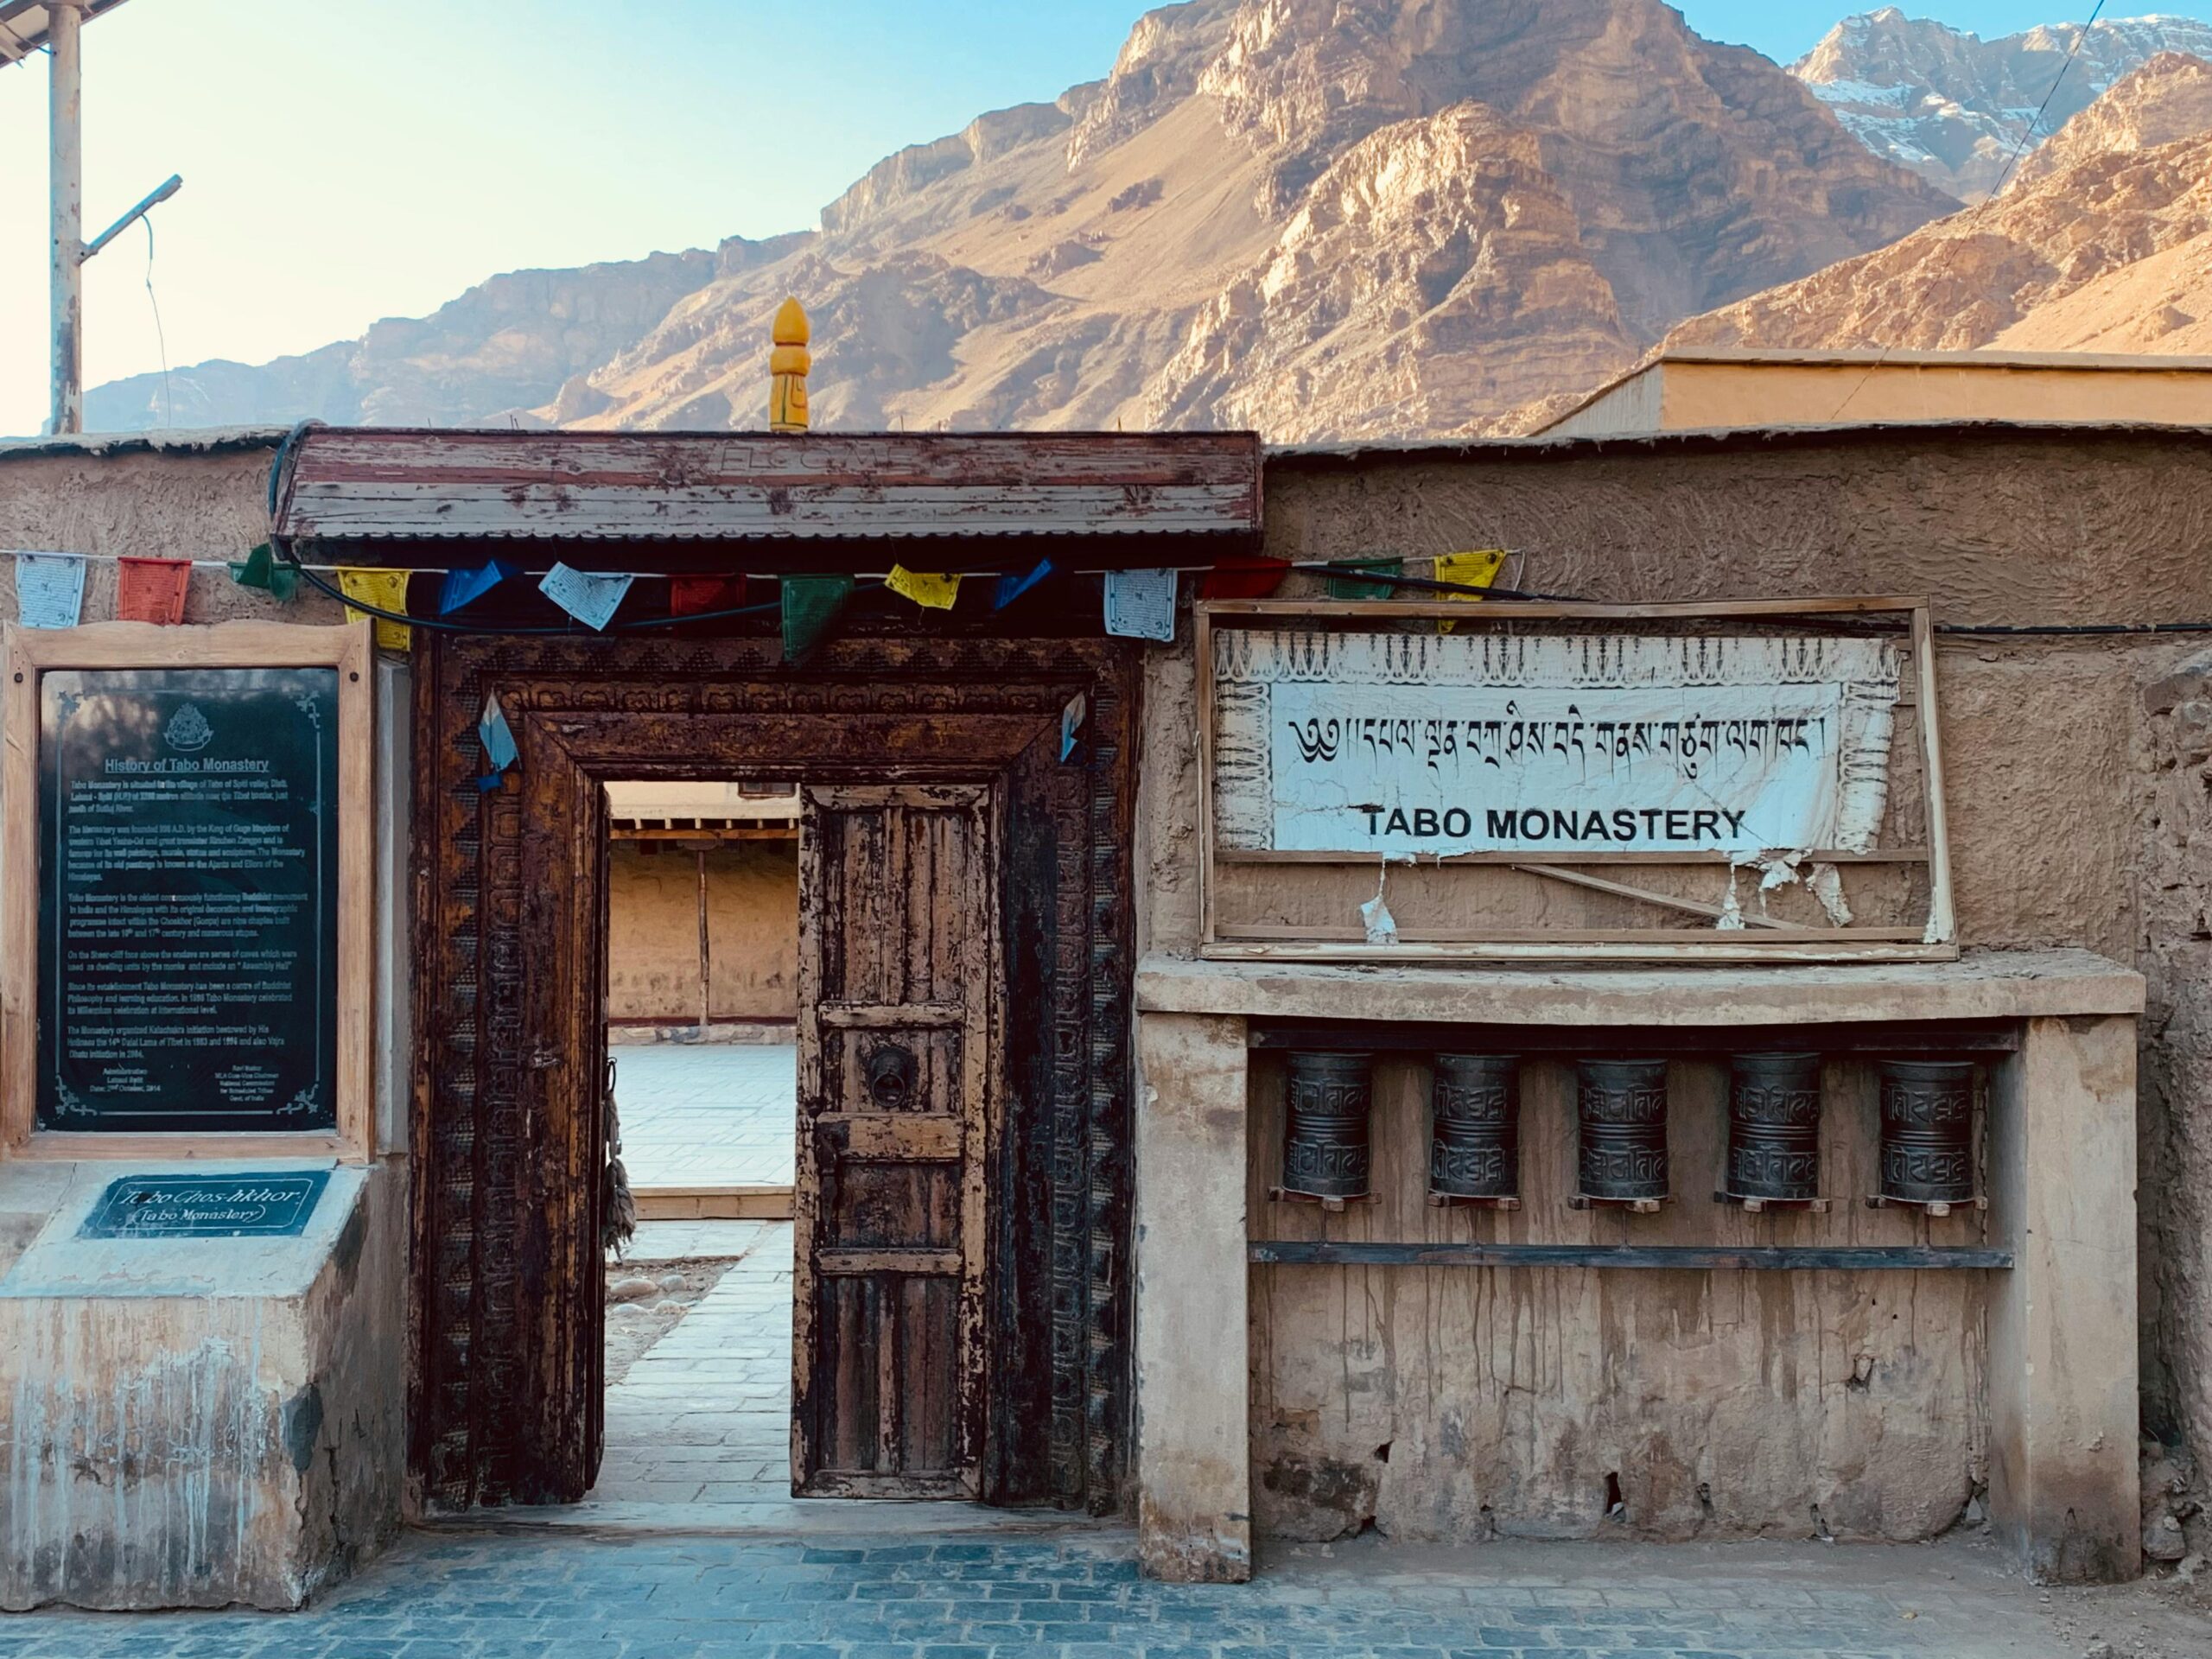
[336,567,414,651]
[13,552,86,629]
[227,543,299,602]
[540,563,636,632]
[117,556,191,625]
[1325,557,1402,601]
[1060,692,1087,763]
[1103,569,1176,642]
[994,559,1052,610]
[885,565,961,610]
[1433,548,1504,632]
[670,575,747,617]
[439,558,517,615]
[478,694,518,790]
[1198,558,1290,600]
[781,574,853,660]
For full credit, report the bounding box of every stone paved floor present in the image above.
[613,1043,797,1190]
[595,1223,795,1503]
[5,1529,2190,1657]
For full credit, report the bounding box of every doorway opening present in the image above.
[596,779,800,1506]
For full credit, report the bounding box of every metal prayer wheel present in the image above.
[1281,1050,1375,1200]
[1878,1058,1977,1205]
[1428,1053,1520,1200]
[1725,1052,1823,1203]
[1576,1058,1670,1202]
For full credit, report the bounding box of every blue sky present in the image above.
[3,0,2208,436]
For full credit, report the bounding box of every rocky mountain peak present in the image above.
[2005,48,2212,191]
[1791,9,2212,199]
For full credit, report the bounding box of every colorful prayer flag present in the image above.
[1325,558,1402,601]
[885,565,961,610]
[539,564,636,632]
[1433,548,1504,632]
[670,575,747,616]
[1198,558,1290,600]
[227,543,299,603]
[117,556,190,625]
[1103,569,1176,642]
[439,558,517,615]
[13,552,86,628]
[994,559,1053,610]
[478,694,518,790]
[781,575,853,660]
[336,567,414,651]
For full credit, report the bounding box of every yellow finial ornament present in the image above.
[771,297,811,433]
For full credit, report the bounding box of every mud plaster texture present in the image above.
[1135,428,2212,1548]
[606,841,798,1023]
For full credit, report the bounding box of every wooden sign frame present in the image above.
[1,621,375,1160]
[1195,596,1955,964]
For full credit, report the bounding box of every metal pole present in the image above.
[48,0,86,435]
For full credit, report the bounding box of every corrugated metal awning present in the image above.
[271,428,1263,551]
[0,1,133,66]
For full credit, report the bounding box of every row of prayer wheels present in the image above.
[1279,1050,1980,1212]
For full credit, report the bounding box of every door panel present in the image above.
[794,784,995,1497]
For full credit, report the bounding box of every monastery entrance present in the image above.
[404,629,1140,1516]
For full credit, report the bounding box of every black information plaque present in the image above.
[78,1170,332,1239]
[37,667,340,1135]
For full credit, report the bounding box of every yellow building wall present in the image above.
[1662,359,2212,430]
[606,841,798,1024]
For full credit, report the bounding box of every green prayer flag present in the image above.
[1325,558,1402,601]
[226,543,299,602]
[781,575,853,661]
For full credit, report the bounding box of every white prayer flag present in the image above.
[1103,569,1176,642]
[539,563,636,632]
[13,552,86,629]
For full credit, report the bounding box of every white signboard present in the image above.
[1212,629,1901,857]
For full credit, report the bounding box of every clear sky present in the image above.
[2,0,2207,437]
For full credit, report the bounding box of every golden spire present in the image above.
[770,297,811,433]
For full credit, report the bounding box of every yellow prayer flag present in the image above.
[886,565,962,610]
[336,567,414,651]
[1433,549,1504,632]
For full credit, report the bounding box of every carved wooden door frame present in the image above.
[408,631,1139,1516]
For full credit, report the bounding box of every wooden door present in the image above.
[792,784,996,1497]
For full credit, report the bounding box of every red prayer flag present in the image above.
[117,556,191,624]
[671,575,747,616]
[1199,558,1291,600]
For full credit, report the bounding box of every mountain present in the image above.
[1790,8,2212,200]
[1666,51,2212,357]
[79,0,1955,443]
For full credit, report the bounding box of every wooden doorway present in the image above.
[408,632,1138,1517]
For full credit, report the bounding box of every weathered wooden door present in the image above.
[792,784,995,1497]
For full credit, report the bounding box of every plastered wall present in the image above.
[606,842,799,1023]
[1137,427,2212,1543]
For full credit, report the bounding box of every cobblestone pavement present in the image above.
[2,1529,2169,1658]
[613,1043,796,1190]
[596,1224,794,1503]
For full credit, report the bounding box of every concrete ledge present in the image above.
[1135,948,2143,1027]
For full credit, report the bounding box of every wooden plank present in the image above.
[1512,861,1790,928]
[1217,847,1929,866]
[1211,923,1932,944]
[1245,1020,2024,1054]
[1203,939,1958,964]
[2,629,37,1153]
[819,1114,963,1160]
[1196,604,1217,950]
[632,1185,796,1221]
[1198,595,1925,624]
[1249,1241,2013,1270]
[817,1002,965,1030]
[817,1248,964,1276]
[1913,608,1957,945]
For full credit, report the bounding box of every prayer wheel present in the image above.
[1877,1058,1977,1205]
[1428,1052,1520,1201]
[1281,1050,1375,1200]
[1576,1058,1670,1202]
[1724,1052,1823,1203]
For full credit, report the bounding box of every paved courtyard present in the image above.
[5,1528,2200,1657]
[598,1221,794,1503]
[613,1042,797,1189]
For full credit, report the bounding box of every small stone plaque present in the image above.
[79,1171,331,1239]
